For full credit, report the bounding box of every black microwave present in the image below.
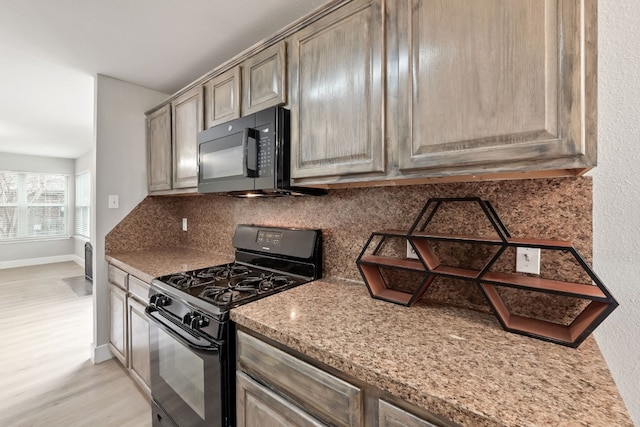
[197,106,325,197]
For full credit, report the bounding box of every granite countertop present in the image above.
[231,278,633,427]
[106,247,232,283]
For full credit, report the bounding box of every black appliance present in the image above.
[197,106,325,197]
[146,225,322,427]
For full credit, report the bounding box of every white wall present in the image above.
[92,75,168,363]
[594,1,640,424]
[0,152,76,268]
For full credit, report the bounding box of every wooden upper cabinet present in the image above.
[290,0,385,181]
[147,104,172,192]
[242,41,287,115]
[391,0,596,176]
[171,86,203,189]
[204,66,241,129]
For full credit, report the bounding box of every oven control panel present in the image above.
[257,230,282,246]
[233,224,321,259]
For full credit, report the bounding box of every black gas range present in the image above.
[146,225,322,427]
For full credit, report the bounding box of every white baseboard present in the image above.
[91,343,113,364]
[72,254,84,268]
[0,254,77,270]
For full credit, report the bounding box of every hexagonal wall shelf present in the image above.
[356,197,619,348]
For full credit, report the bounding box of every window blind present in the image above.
[0,171,68,240]
[75,171,90,239]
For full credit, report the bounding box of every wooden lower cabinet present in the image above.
[108,283,128,366]
[107,262,151,396]
[378,400,439,427]
[237,372,327,427]
[127,296,151,395]
[236,330,456,427]
[237,330,361,427]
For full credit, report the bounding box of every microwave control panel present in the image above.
[257,128,272,177]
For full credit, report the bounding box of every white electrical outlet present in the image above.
[406,241,418,259]
[516,247,541,274]
[108,195,119,209]
[182,218,188,232]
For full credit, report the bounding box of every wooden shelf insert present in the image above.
[411,232,504,244]
[359,255,425,272]
[432,265,481,280]
[481,271,607,300]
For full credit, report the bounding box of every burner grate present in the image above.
[194,263,250,281]
[196,272,298,307]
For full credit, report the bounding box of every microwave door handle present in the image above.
[243,128,259,178]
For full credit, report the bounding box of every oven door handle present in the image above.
[145,306,220,353]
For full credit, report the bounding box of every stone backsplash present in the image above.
[106,177,593,320]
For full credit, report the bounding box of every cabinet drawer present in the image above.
[379,400,440,427]
[237,331,362,427]
[108,265,128,290]
[128,275,150,303]
[237,371,327,427]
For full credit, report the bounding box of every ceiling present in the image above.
[0,0,329,159]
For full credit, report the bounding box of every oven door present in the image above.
[147,308,224,427]
[197,113,258,193]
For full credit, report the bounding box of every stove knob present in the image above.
[199,316,210,328]
[151,294,170,308]
[183,312,194,325]
[188,312,203,329]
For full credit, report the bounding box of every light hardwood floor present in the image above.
[0,262,151,427]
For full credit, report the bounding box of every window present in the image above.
[75,171,91,239]
[0,171,68,241]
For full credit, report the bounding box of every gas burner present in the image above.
[234,276,264,291]
[258,274,294,292]
[193,266,226,279]
[231,273,294,294]
[164,274,201,290]
[195,263,250,281]
[199,285,257,306]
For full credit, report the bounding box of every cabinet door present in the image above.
[290,0,385,181]
[147,104,172,192]
[242,41,287,116]
[171,86,203,189]
[204,66,241,129]
[392,0,596,175]
[128,297,151,395]
[378,400,439,427]
[236,372,327,427]
[108,284,128,367]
